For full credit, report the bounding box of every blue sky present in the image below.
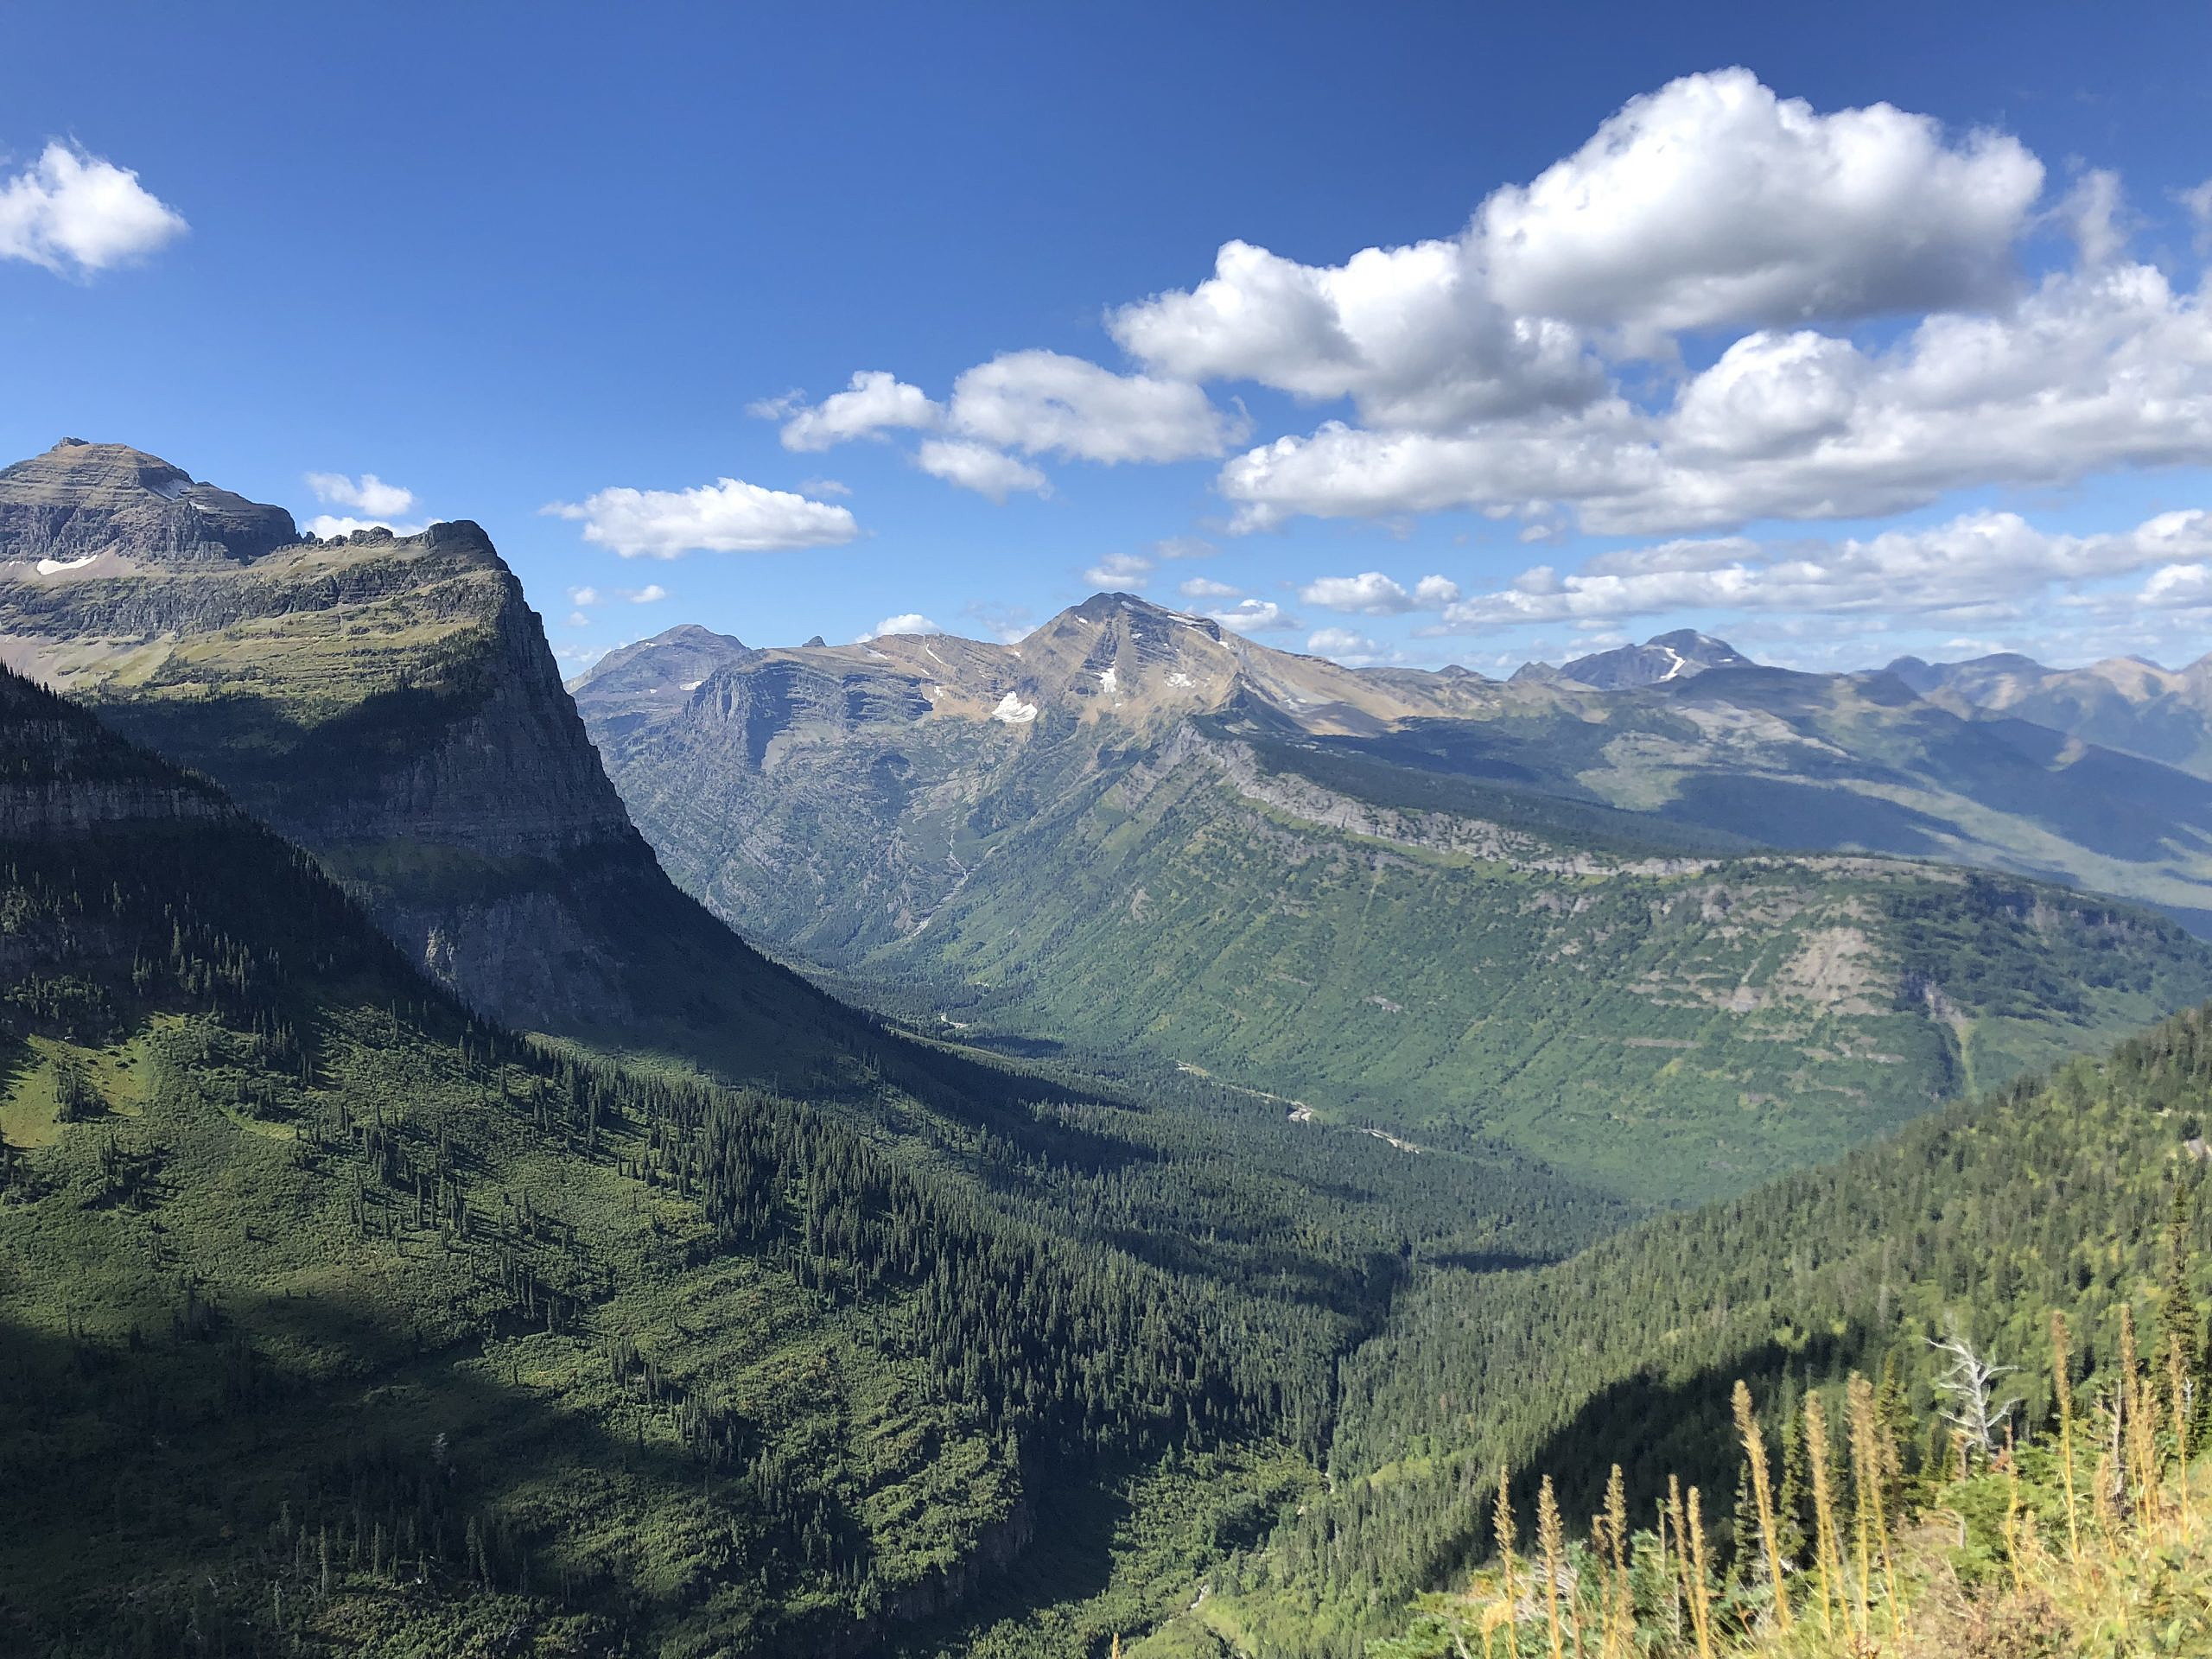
[4,2,2211,675]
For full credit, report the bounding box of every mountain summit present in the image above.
[0,437,300,567]
[607,591,1509,741]
[1555,629,1755,689]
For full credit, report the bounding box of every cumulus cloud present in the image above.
[2141,563,2212,609]
[1224,262,2212,536]
[568,586,601,606]
[750,69,2208,561]
[1083,551,1154,589]
[1110,67,2038,442]
[776,371,941,451]
[771,352,1242,493]
[1299,571,1460,613]
[1478,67,2041,338]
[0,142,188,276]
[916,438,1050,501]
[1112,236,1602,430]
[306,471,417,518]
[946,349,1243,463]
[861,613,944,640]
[545,477,858,558]
[1206,598,1300,633]
[1306,626,1387,661]
[1421,507,2212,634]
[625,584,668,603]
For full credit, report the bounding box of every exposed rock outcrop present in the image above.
[0,439,299,566]
[0,442,850,1069]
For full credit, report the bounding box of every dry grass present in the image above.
[1381,1308,2212,1659]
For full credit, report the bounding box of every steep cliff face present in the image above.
[0,440,846,1072]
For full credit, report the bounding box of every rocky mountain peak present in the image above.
[566,622,755,738]
[1557,630,1755,690]
[0,438,300,568]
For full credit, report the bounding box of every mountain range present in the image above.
[575,597,2212,1204]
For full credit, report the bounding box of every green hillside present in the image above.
[0,667,1617,1656]
[582,613,2212,1208]
[1160,1000,2212,1656]
[706,713,2212,1207]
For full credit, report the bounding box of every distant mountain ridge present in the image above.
[577,597,2212,1205]
[1888,646,2212,779]
[569,620,753,742]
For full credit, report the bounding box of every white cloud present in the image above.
[777,371,941,451]
[1206,598,1300,633]
[545,477,858,558]
[1299,570,1460,614]
[946,349,1243,463]
[1113,236,1601,430]
[0,142,188,276]
[566,610,592,628]
[625,584,668,603]
[1083,551,1154,589]
[736,70,2210,565]
[2140,563,2212,610]
[1306,626,1386,661]
[916,438,1050,501]
[306,471,417,518]
[1110,68,2038,442]
[1224,262,2212,536]
[1154,536,1217,560]
[568,585,601,606]
[798,476,851,497]
[1178,575,1243,600]
[861,613,944,640]
[1478,67,2042,339]
[306,514,427,539]
[1421,506,2212,634]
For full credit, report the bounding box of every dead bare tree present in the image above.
[1928,1325,2022,1459]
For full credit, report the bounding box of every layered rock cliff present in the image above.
[0,439,847,1072]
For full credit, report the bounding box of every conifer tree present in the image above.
[1773,1402,1809,1567]
[2160,1179,2211,1446]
